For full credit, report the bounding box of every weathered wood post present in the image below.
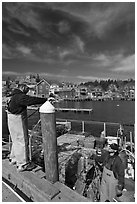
[39,101,59,183]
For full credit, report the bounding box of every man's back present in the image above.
[8,88,46,114]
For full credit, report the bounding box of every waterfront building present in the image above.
[124,81,135,91]
[108,83,118,92]
[129,89,135,100]
[93,86,104,98]
[77,85,88,99]
[50,84,60,94]
[36,79,50,98]
[57,88,76,99]
[87,86,104,100]
[123,82,135,100]
[61,82,76,89]
[103,92,112,100]
[117,81,135,100]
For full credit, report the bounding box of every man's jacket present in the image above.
[105,154,125,191]
[7,89,47,114]
[95,150,125,190]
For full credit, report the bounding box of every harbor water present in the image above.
[2,100,135,141]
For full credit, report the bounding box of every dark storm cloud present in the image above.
[2,2,135,82]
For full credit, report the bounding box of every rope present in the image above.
[27,108,39,119]
[120,149,135,159]
[32,119,41,130]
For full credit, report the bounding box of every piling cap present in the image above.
[39,100,55,113]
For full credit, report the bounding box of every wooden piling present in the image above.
[39,101,59,183]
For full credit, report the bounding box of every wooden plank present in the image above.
[2,182,22,202]
[32,166,45,179]
[54,182,91,202]
[2,159,91,202]
[50,191,74,202]
[2,159,60,201]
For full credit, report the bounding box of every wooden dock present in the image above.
[2,181,23,202]
[2,159,90,202]
[55,108,93,113]
[2,135,91,202]
[2,133,135,202]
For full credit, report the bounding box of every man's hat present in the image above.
[110,143,119,151]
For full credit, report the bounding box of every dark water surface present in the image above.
[2,100,135,140]
[55,100,135,124]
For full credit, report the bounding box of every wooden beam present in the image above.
[2,159,59,201]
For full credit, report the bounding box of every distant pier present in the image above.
[28,106,93,113]
[55,108,93,113]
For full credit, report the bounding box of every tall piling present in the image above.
[39,101,59,183]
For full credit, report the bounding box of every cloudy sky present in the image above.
[2,2,135,83]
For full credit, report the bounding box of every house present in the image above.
[129,89,135,100]
[118,81,135,99]
[36,79,50,98]
[61,82,75,89]
[50,84,60,94]
[89,86,104,99]
[77,85,88,98]
[58,88,76,99]
[124,81,135,91]
[108,83,118,92]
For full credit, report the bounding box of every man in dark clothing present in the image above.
[7,84,50,172]
[7,84,47,114]
[94,148,109,172]
[100,143,125,202]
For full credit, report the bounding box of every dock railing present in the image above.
[4,105,135,168]
[25,106,135,161]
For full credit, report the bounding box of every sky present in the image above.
[2,2,135,83]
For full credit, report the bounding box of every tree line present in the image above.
[80,79,135,91]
